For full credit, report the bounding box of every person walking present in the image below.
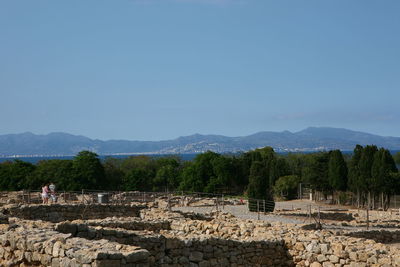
[41,184,49,204]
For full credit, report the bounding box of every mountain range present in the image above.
[1,127,400,157]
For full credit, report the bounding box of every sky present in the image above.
[1,0,399,141]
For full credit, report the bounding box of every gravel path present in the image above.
[172,203,306,224]
[172,200,399,231]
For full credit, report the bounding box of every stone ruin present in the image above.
[0,199,400,266]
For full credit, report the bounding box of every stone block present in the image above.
[189,251,204,262]
[92,259,121,267]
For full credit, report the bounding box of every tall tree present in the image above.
[348,145,364,194]
[393,152,400,165]
[0,160,36,190]
[33,159,74,191]
[371,148,398,209]
[359,145,378,192]
[247,161,274,211]
[328,150,348,191]
[302,152,330,195]
[72,151,106,190]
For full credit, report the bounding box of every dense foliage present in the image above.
[0,145,398,209]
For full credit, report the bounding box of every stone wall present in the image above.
[56,221,292,266]
[0,226,150,267]
[2,204,400,267]
[83,217,171,232]
[2,204,145,223]
[344,229,400,244]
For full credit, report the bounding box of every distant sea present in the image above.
[1,150,399,166]
[0,154,199,164]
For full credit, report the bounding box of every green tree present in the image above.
[302,152,330,194]
[103,157,124,190]
[359,145,378,207]
[154,165,178,192]
[393,152,400,165]
[178,162,202,192]
[178,151,220,193]
[348,145,364,194]
[269,157,291,188]
[273,175,300,200]
[247,161,274,212]
[123,168,152,191]
[0,160,36,190]
[32,159,74,191]
[371,148,398,209]
[72,151,106,190]
[328,150,348,191]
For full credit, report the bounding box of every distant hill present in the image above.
[1,127,400,156]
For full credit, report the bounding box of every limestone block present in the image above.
[329,255,339,263]
[124,249,149,263]
[294,242,305,251]
[92,259,121,267]
[317,254,327,262]
[52,257,61,267]
[189,251,204,262]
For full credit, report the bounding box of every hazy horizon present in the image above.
[2,126,400,142]
[1,0,399,140]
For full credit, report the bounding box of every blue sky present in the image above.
[1,0,399,140]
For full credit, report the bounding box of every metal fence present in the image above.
[1,190,272,212]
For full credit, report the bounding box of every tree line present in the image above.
[0,147,399,209]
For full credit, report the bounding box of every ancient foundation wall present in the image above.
[2,204,400,267]
[56,221,292,266]
[0,227,150,267]
[3,204,145,222]
[344,229,400,244]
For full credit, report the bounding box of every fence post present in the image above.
[298,183,302,199]
[215,197,219,212]
[28,190,31,204]
[318,206,321,226]
[142,192,145,202]
[81,189,84,204]
[309,205,312,223]
[263,200,266,214]
[366,207,369,230]
[168,193,172,212]
[257,200,260,220]
[64,191,66,203]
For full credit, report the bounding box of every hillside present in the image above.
[1,127,400,156]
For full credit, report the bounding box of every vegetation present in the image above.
[273,175,300,200]
[0,145,398,210]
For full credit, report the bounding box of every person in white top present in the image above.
[49,182,57,203]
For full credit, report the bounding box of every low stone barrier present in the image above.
[344,229,400,244]
[2,205,400,267]
[83,217,171,232]
[2,204,145,222]
[56,221,293,266]
[276,211,355,222]
[0,226,150,267]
